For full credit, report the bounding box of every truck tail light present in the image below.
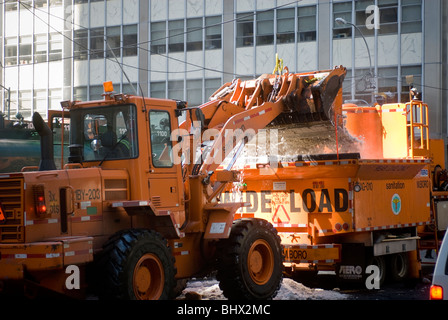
[33,185,47,217]
[0,203,6,224]
[430,285,443,300]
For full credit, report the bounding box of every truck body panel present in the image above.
[220,99,446,283]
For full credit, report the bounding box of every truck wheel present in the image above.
[216,218,283,300]
[389,253,409,282]
[367,254,387,287]
[98,229,176,300]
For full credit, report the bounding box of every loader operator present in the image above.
[83,111,133,161]
[99,125,131,159]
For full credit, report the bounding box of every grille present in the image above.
[151,196,162,207]
[0,178,25,243]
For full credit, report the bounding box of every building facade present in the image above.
[1,0,447,139]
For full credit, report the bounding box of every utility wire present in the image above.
[9,1,448,93]
[15,0,204,75]
[16,0,303,78]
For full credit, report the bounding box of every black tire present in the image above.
[216,218,283,300]
[96,229,176,300]
[389,253,409,282]
[367,254,387,287]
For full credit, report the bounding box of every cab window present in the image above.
[149,110,173,168]
[72,104,138,162]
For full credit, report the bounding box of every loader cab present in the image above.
[68,104,139,164]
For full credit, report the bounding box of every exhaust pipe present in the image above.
[32,112,56,171]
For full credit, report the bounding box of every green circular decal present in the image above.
[391,194,401,215]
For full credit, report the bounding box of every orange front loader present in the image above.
[0,65,346,299]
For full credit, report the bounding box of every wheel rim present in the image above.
[372,255,386,283]
[392,254,408,279]
[247,239,274,285]
[133,253,164,300]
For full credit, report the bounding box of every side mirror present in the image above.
[91,139,102,152]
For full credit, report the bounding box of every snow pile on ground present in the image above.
[179,277,348,300]
[275,278,347,300]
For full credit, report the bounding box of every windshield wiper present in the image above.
[99,133,128,166]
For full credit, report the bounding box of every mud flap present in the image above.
[335,243,367,285]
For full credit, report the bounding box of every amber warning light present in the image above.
[103,81,114,93]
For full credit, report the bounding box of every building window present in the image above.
[74,29,89,60]
[34,90,48,115]
[168,20,184,53]
[150,82,166,99]
[378,0,398,35]
[256,10,274,46]
[106,26,121,58]
[122,83,137,95]
[168,80,184,101]
[186,80,202,107]
[353,68,376,103]
[89,85,103,100]
[277,8,295,44]
[74,87,87,102]
[298,6,317,42]
[8,91,18,116]
[355,0,375,37]
[333,2,352,39]
[49,0,62,7]
[35,0,48,8]
[49,88,62,110]
[205,78,222,100]
[401,65,422,103]
[6,1,18,11]
[49,33,62,61]
[90,28,104,59]
[34,34,48,63]
[123,25,138,57]
[401,0,422,34]
[342,69,353,101]
[205,16,222,50]
[18,90,32,120]
[187,18,203,51]
[377,67,398,99]
[236,13,254,47]
[151,21,166,54]
[5,37,18,66]
[19,36,32,65]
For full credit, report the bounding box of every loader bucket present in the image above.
[269,66,347,127]
[228,67,358,165]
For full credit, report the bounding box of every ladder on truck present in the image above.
[408,101,444,265]
[406,100,430,158]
